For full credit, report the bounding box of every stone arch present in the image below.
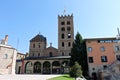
[52,61,60,74]
[62,61,69,67]
[43,61,51,74]
[34,61,41,73]
[25,61,33,74]
[61,61,69,74]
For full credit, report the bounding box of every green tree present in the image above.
[70,62,82,78]
[70,32,88,76]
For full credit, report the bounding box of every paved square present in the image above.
[0,74,61,80]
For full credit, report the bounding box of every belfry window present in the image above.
[61,34,65,39]
[68,33,71,38]
[61,21,65,25]
[62,42,64,47]
[67,27,71,31]
[68,42,71,47]
[67,21,70,25]
[61,27,65,31]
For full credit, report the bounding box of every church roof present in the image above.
[30,34,46,42]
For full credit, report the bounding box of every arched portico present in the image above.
[34,61,41,73]
[52,61,60,74]
[25,61,33,74]
[61,61,69,73]
[43,61,51,74]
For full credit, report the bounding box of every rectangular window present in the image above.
[101,46,105,52]
[103,65,107,69]
[115,46,119,52]
[33,44,35,48]
[101,56,107,62]
[88,47,92,52]
[89,57,93,63]
[116,55,120,61]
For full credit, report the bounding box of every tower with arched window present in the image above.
[58,14,74,56]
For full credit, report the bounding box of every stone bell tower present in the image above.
[58,14,74,56]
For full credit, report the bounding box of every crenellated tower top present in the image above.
[58,14,73,19]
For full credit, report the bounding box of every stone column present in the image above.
[41,62,43,74]
[50,61,53,74]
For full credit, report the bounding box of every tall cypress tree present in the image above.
[70,32,88,76]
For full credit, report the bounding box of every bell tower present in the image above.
[58,14,74,56]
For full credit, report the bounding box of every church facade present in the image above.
[16,14,74,74]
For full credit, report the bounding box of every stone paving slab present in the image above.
[0,74,61,80]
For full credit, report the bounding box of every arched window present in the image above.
[38,43,40,48]
[49,52,53,57]
[33,53,34,56]
[33,44,35,48]
[61,27,65,31]
[62,42,64,47]
[67,27,71,31]
[62,52,64,56]
[61,21,65,25]
[61,34,65,39]
[3,54,8,59]
[68,33,71,38]
[68,42,71,47]
[67,21,70,25]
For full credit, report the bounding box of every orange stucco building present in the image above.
[85,37,119,77]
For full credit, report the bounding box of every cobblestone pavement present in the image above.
[0,74,61,80]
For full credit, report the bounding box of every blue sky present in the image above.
[0,0,120,53]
